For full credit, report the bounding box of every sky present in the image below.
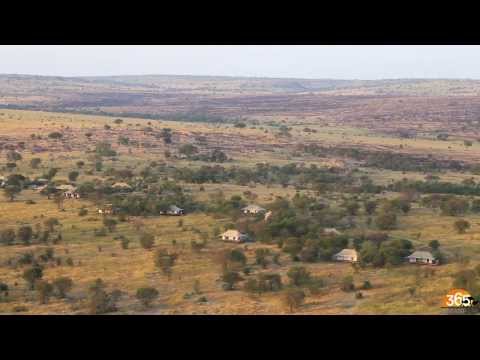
[0,45,479,80]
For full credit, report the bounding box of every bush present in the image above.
[375,211,397,230]
[221,270,243,291]
[48,132,63,139]
[0,228,16,245]
[140,233,155,250]
[121,237,130,250]
[282,288,305,313]
[68,171,79,182]
[441,198,469,216]
[454,219,470,234]
[341,276,355,292]
[13,306,28,313]
[361,280,372,290]
[35,280,53,304]
[87,279,121,314]
[136,287,159,307]
[23,265,43,290]
[287,266,311,287]
[52,277,73,298]
[103,218,118,232]
[17,226,33,245]
[154,249,178,280]
[94,228,107,237]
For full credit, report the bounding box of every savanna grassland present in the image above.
[1,75,480,315]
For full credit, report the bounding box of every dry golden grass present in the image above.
[0,108,479,315]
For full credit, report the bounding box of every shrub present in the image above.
[139,233,155,250]
[136,287,159,307]
[17,226,33,245]
[52,277,73,298]
[282,288,305,313]
[454,219,470,234]
[35,280,53,304]
[221,270,242,291]
[87,279,119,314]
[0,228,16,245]
[23,265,43,290]
[361,280,372,290]
[375,211,397,230]
[121,237,130,250]
[13,306,28,313]
[341,276,355,292]
[48,132,63,139]
[154,249,178,280]
[103,218,118,232]
[287,266,311,287]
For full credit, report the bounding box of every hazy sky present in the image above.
[0,45,479,79]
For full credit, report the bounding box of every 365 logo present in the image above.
[444,289,478,308]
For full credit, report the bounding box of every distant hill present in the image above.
[1,74,480,123]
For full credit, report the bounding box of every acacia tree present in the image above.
[0,282,8,299]
[140,233,155,250]
[23,265,43,290]
[52,277,73,298]
[283,288,305,313]
[44,168,59,181]
[103,218,118,232]
[154,249,178,280]
[35,280,53,304]
[53,193,65,211]
[454,219,470,234]
[221,270,242,291]
[429,240,440,251]
[375,211,397,230]
[0,228,16,245]
[87,279,119,315]
[3,185,21,202]
[287,266,311,287]
[68,171,79,182]
[17,226,33,245]
[44,218,60,232]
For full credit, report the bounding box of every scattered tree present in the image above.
[454,219,470,234]
[0,228,16,245]
[52,277,73,298]
[17,226,33,245]
[30,158,42,169]
[287,266,311,287]
[136,287,159,308]
[341,275,355,292]
[154,249,178,280]
[35,280,53,304]
[68,171,79,182]
[23,265,43,290]
[283,288,305,313]
[139,233,155,250]
[103,218,118,232]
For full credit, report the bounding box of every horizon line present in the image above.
[1,72,480,82]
